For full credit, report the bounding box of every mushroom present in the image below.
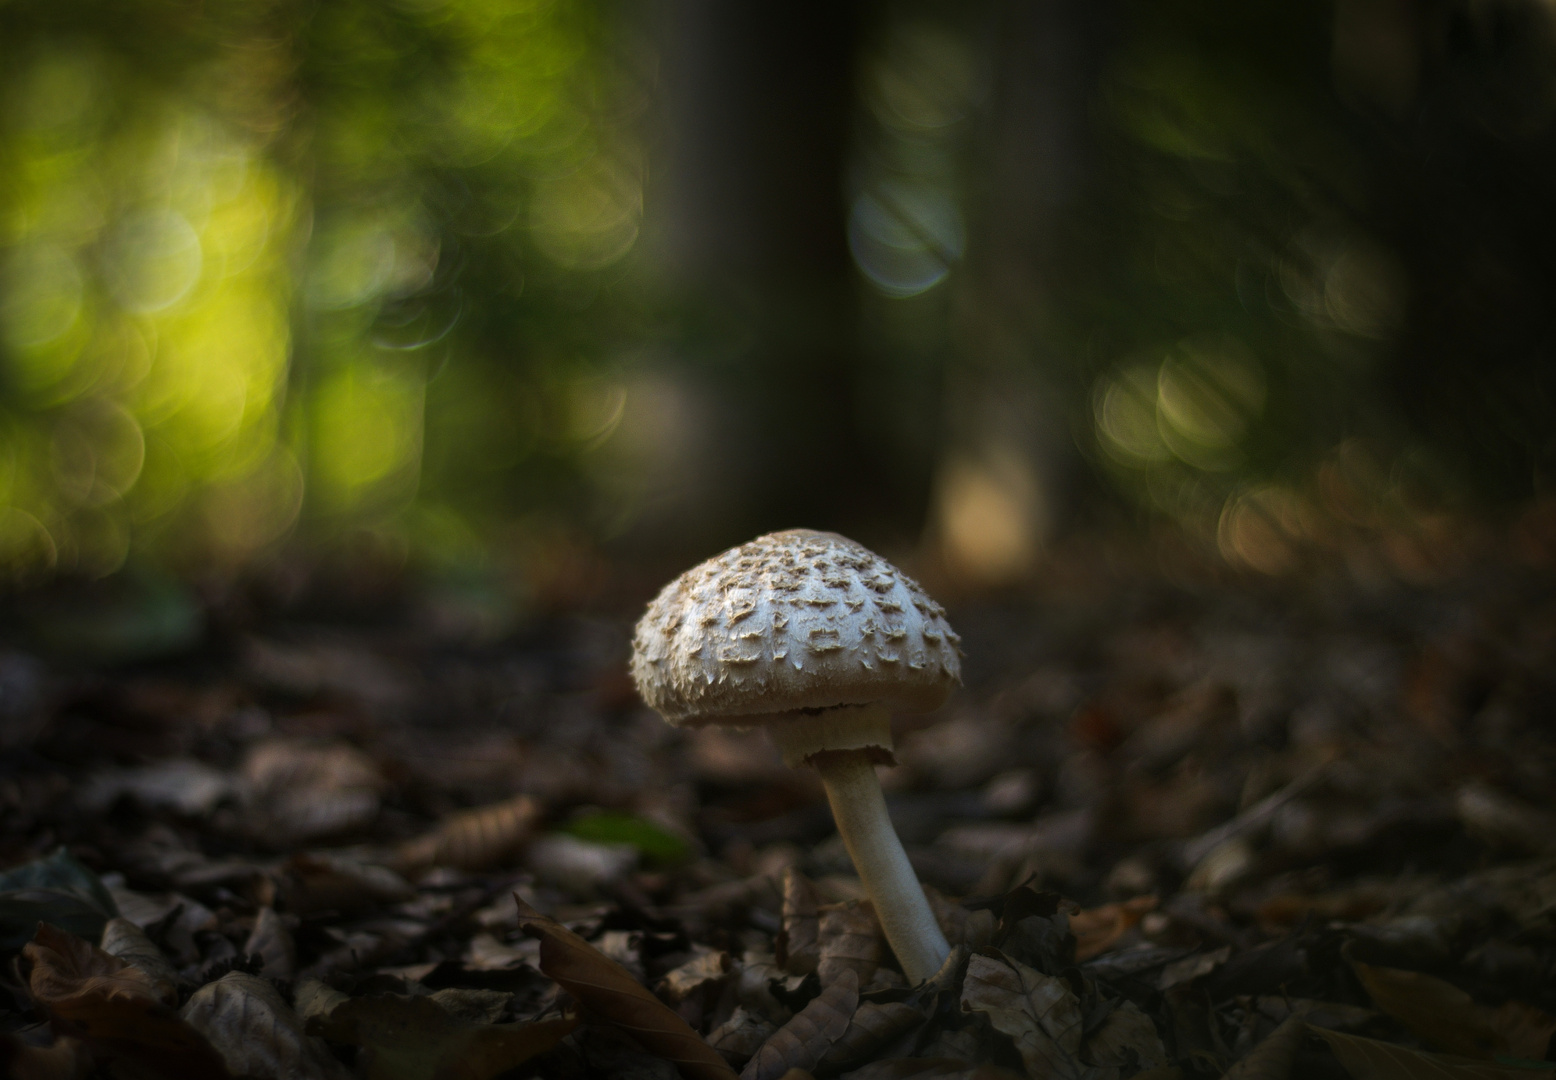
[630,529,961,983]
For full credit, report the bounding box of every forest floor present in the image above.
[5,522,1556,1080]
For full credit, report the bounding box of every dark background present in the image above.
[2,0,1554,605]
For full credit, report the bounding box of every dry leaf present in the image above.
[23,923,233,1079]
[1158,946,1231,991]
[1223,1013,1307,1080]
[838,1059,1025,1080]
[960,950,1090,1080]
[181,971,347,1079]
[309,993,576,1080]
[1348,955,1504,1059]
[709,1007,780,1069]
[0,1035,92,1080]
[295,978,351,1025]
[1082,999,1167,1071]
[817,902,884,988]
[275,853,415,915]
[1487,1000,1556,1062]
[97,917,177,1006]
[1312,1026,1551,1080]
[393,794,542,876]
[741,968,859,1080]
[243,737,387,844]
[244,905,297,980]
[429,988,512,1025]
[817,999,926,1071]
[780,869,821,976]
[659,950,733,1005]
[26,922,164,1009]
[1071,897,1158,962]
[514,896,738,1080]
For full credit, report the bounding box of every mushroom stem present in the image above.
[812,749,951,984]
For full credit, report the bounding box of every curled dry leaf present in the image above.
[960,951,1086,1080]
[98,917,177,1005]
[0,1035,92,1080]
[181,971,347,1080]
[308,993,577,1080]
[817,999,926,1071]
[838,1058,1025,1080]
[23,923,232,1079]
[1157,946,1230,991]
[393,794,542,876]
[295,978,351,1025]
[243,737,387,845]
[709,1007,780,1068]
[1223,1014,1307,1080]
[514,896,738,1080]
[1348,948,1556,1061]
[780,868,821,976]
[27,922,167,1010]
[1081,999,1166,1071]
[244,905,296,980]
[1070,896,1158,962]
[275,853,415,915]
[429,988,513,1025]
[659,950,733,1005]
[1312,1026,1549,1080]
[741,968,859,1080]
[817,902,884,988]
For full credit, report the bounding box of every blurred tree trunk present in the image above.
[655,0,901,546]
[933,0,1115,582]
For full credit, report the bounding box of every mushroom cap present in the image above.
[630,529,962,727]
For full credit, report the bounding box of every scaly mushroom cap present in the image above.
[630,529,962,727]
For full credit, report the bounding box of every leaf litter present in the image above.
[4,537,1556,1079]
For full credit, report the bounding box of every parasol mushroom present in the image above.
[629,529,961,983]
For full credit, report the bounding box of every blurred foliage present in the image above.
[0,0,645,584]
[1050,0,1556,561]
[2,0,1553,591]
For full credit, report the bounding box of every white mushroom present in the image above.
[630,529,961,983]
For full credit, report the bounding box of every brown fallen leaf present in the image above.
[514,896,738,1080]
[23,923,233,1079]
[1081,999,1167,1071]
[960,950,1086,1080]
[817,999,925,1072]
[709,1007,780,1068]
[1487,1000,1556,1063]
[659,950,733,1005]
[741,968,859,1080]
[1312,1026,1550,1080]
[274,853,415,915]
[244,905,297,980]
[0,1035,92,1080]
[97,917,177,1006]
[837,1059,1025,1080]
[1347,952,1556,1060]
[308,993,576,1080]
[780,868,821,976]
[1223,1013,1307,1080]
[1070,896,1158,962]
[26,923,165,1008]
[393,794,542,876]
[242,737,387,845]
[182,972,347,1080]
[817,902,884,988]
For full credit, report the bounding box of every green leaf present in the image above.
[561,811,690,864]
